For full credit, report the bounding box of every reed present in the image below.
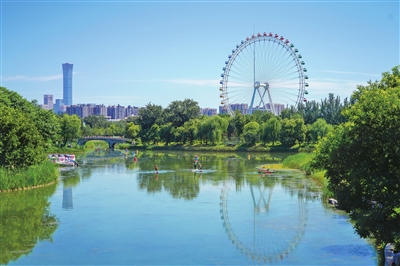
[0,161,58,191]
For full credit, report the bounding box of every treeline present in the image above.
[311,66,400,251]
[81,94,349,148]
[0,85,349,167]
[0,87,60,189]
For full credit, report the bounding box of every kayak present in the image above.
[258,169,275,174]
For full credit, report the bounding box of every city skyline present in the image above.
[1,1,399,109]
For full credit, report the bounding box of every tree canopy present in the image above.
[312,65,400,248]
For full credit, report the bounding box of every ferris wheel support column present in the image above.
[263,82,276,115]
[249,87,257,114]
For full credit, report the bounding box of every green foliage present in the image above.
[137,103,165,132]
[0,106,46,168]
[125,122,140,141]
[164,99,200,127]
[242,121,260,146]
[309,118,333,143]
[0,87,62,168]
[83,115,110,128]
[311,65,400,248]
[279,118,297,146]
[60,114,82,145]
[183,119,199,145]
[260,117,281,145]
[0,183,58,264]
[293,118,306,146]
[281,93,350,126]
[0,161,58,190]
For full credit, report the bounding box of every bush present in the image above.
[0,161,58,191]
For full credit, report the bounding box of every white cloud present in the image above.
[314,69,381,77]
[163,79,218,86]
[306,78,368,101]
[101,78,219,86]
[2,74,62,82]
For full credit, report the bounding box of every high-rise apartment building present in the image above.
[62,63,73,106]
[43,94,54,110]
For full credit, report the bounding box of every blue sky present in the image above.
[1,0,399,110]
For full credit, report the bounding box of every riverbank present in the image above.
[0,161,59,191]
[128,143,316,153]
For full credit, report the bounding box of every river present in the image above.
[1,151,378,265]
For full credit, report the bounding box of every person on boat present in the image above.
[193,160,197,170]
[393,250,400,266]
[155,165,159,172]
[199,163,203,171]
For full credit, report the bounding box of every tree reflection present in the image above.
[0,184,58,265]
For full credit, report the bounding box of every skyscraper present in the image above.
[62,63,73,106]
[44,94,54,110]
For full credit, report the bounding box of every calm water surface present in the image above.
[2,151,377,265]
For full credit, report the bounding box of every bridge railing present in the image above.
[80,136,131,141]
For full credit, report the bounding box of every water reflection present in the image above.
[4,151,377,265]
[62,187,73,210]
[220,172,320,263]
[0,184,58,265]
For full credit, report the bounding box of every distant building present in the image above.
[43,94,54,110]
[62,63,73,106]
[218,102,285,115]
[107,104,126,119]
[54,99,66,114]
[93,104,107,116]
[219,103,249,115]
[126,105,139,117]
[201,108,217,116]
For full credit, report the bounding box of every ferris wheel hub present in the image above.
[254,82,269,90]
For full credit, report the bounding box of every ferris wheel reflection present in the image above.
[220,175,320,263]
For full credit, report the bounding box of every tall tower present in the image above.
[62,63,73,106]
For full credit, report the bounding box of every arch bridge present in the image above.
[77,136,132,149]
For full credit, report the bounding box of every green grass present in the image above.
[0,161,59,191]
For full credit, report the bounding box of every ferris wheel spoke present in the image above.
[221,33,306,115]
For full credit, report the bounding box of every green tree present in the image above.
[293,118,306,146]
[0,87,60,146]
[242,121,260,146]
[183,119,199,145]
[83,115,110,129]
[260,117,281,146]
[309,118,333,143]
[173,126,186,144]
[279,118,296,147]
[137,103,164,142]
[146,124,161,145]
[231,111,245,137]
[320,93,348,125]
[159,123,175,146]
[60,114,82,145]
[164,99,200,128]
[0,106,45,168]
[126,122,141,143]
[312,66,400,248]
[197,116,227,145]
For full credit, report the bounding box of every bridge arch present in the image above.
[77,136,132,149]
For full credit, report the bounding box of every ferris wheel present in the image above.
[219,32,309,116]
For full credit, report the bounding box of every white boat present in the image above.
[48,154,78,167]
